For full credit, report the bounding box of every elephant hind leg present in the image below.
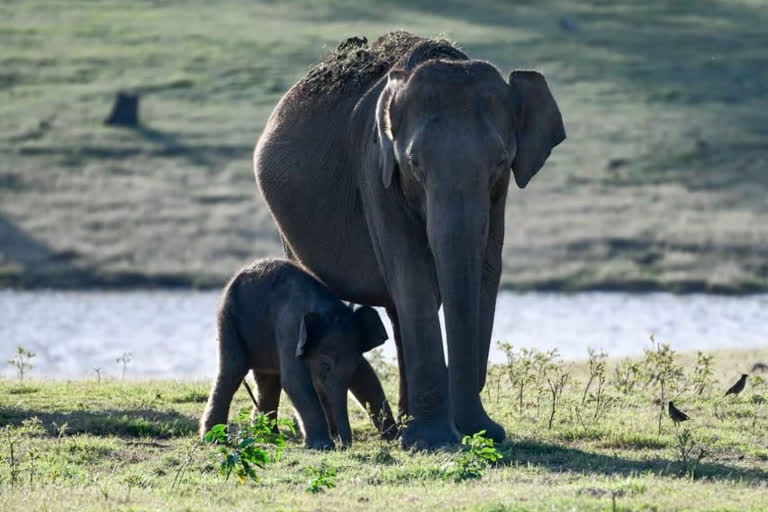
[349,358,397,440]
[200,357,249,439]
[200,313,250,439]
[252,373,282,431]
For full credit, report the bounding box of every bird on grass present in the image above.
[724,374,748,397]
[668,401,690,424]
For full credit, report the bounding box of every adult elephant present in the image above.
[254,32,565,448]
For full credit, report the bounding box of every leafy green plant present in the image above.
[547,364,571,429]
[498,343,556,415]
[304,463,337,493]
[8,345,35,384]
[484,364,504,404]
[53,422,68,454]
[613,358,642,395]
[1,425,20,486]
[204,411,295,483]
[643,336,684,434]
[533,348,560,416]
[443,430,502,482]
[582,348,607,405]
[171,438,201,492]
[691,351,715,396]
[674,428,709,480]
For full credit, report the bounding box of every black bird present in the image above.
[668,401,690,424]
[724,374,748,397]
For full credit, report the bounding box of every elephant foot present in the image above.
[455,413,506,443]
[400,417,460,450]
[304,436,335,451]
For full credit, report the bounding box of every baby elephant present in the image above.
[200,258,396,449]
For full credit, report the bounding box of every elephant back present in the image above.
[289,31,468,106]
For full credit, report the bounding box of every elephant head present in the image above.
[296,305,388,446]
[374,59,564,403]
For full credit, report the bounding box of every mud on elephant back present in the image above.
[254,31,565,449]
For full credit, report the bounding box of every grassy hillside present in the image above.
[1,347,767,510]
[1,0,767,291]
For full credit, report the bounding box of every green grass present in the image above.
[1,0,767,291]
[1,347,768,510]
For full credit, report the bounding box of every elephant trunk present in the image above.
[426,186,488,427]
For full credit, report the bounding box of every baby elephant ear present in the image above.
[296,312,325,359]
[354,306,388,353]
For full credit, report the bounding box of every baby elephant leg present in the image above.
[349,358,397,440]
[200,355,249,439]
[280,359,334,450]
[251,373,281,431]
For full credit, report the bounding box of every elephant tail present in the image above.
[199,279,250,440]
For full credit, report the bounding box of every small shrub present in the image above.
[485,365,504,404]
[674,428,708,479]
[586,369,609,422]
[1,425,21,486]
[498,343,558,415]
[547,363,571,429]
[582,348,607,405]
[204,411,295,483]
[8,345,35,384]
[116,352,132,380]
[613,358,642,395]
[691,351,715,396]
[643,336,684,434]
[443,430,502,482]
[305,464,336,493]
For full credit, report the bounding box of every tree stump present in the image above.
[104,92,139,126]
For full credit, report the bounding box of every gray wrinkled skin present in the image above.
[254,32,565,449]
[200,259,394,449]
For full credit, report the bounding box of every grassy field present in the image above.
[1,346,768,511]
[1,0,768,292]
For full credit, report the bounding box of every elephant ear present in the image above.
[375,69,407,189]
[353,305,388,353]
[296,312,327,359]
[508,70,566,189]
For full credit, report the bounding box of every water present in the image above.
[1,290,766,379]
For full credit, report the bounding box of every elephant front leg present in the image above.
[444,193,506,443]
[279,358,334,450]
[392,290,458,449]
[478,240,503,393]
[478,190,507,392]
